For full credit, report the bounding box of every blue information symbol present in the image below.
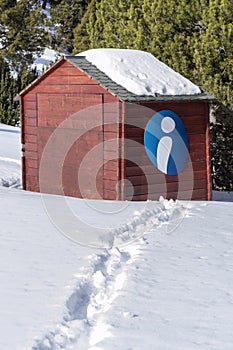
[144,110,188,175]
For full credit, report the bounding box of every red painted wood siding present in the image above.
[21,60,121,199]
[123,101,211,201]
[102,99,122,200]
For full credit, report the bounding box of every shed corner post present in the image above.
[205,102,212,200]
[118,101,125,201]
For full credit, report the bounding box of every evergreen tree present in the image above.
[42,0,62,9]
[73,0,146,52]
[140,0,203,79]
[210,117,233,191]
[49,0,90,53]
[73,0,98,53]
[0,0,47,69]
[192,0,233,191]
[0,58,37,126]
[193,0,233,110]
[0,58,18,125]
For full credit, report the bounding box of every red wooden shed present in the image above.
[17,49,214,201]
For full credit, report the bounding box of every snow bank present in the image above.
[212,190,233,202]
[0,123,21,188]
[0,187,91,350]
[77,48,201,96]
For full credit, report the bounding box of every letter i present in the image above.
[157,117,176,174]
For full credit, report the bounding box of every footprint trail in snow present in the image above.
[32,198,186,350]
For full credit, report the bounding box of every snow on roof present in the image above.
[77,48,201,96]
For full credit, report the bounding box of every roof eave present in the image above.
[123,92,216,103]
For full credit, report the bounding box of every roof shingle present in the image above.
[67,56,214,102]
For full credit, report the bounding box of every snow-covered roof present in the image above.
[76,48,201,97]
[18,49,214,102]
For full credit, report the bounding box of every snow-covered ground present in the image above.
[0,124,233,350]
[212,190,233,202]
[0,123,21,188]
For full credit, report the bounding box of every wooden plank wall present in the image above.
[21,92,39,192]
[21,59,121,199]
[124,101,211,201]
[102,98,121,200]
[37,94,103,198]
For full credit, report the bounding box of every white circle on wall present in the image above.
[161,116,175,133]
